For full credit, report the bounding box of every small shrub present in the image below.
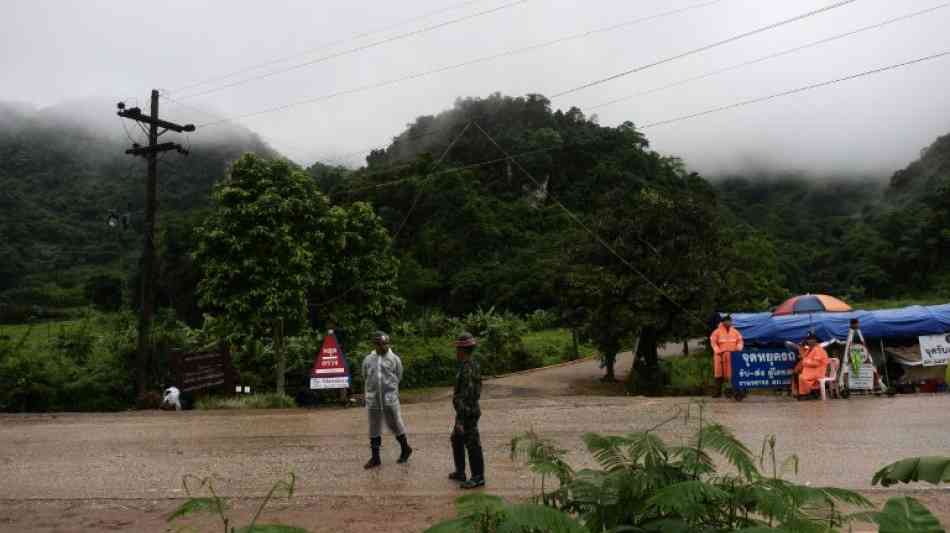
[460,308,528,375]
[413,309,457,337]
[49,319,96,364]
[168,473,308,532]
[526,309,557,331]
[196,393,296,410]
[509,347,543,372]
[664,352,710,394]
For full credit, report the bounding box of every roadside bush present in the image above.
[413,308,459,337]
[661,352,711,395]
[460,308,528,376]
[196,393,295,410]
[347,336,457,393]
[509,346,543,372]
[0,311,147,412]
[526,309,557,331]
[49,319,96,364]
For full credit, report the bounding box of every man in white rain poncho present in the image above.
[362,331,412,469]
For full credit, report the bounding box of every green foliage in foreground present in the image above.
[427,403,947,533]
[195,393,296,410]
[168,473,308,533]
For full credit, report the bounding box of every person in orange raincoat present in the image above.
[709,315,744,398]
[786,332,829,399]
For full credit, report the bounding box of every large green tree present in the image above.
[307,202,404,337]
[564,170,728,389]
[194,154,330,395]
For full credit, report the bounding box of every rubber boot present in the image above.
[712,378,723,398]
[364,437,381,469]
[449,432,466,481]
[460,445,485,489]
[396,434,413,464]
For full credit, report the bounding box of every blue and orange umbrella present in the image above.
[772,294,852,316]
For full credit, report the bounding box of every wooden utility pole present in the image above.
[117,90,193,400]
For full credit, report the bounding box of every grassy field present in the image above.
[522,328,595,366]
[0,318,83,353]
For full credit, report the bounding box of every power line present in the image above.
[325,50,949,324]
[174,0,530,101]
[313,121,474,309]
[550,0,860,99]
[168,0,491,96]
[639,49,950,129]
[472,121,710,328]
[195,0,725,129]
[587,1,950,111]
[306,1,943,173]
[339,49,950,194]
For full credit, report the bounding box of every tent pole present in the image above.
[880,338,891,392]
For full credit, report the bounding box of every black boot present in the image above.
[396,434,413,464]
[364,437,381,469]
[712,378,723,398]
[449,432,466,481]
[460,445,485,489]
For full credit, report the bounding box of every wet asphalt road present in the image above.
[1,352,948,503]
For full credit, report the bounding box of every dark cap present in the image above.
[723,314,733,321]
[372,331,390,344]
[455,331,477,347]
[806,331,819,341]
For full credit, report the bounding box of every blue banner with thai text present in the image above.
[730,348,797,390]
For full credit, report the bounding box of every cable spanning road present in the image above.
[1,351,948,532]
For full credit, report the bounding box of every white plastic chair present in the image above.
[818,358,840,401]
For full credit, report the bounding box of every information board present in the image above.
[731,348,797,390]
[170,348,237,393]
[919,333,950,367]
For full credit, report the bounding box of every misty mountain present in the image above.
[0,98,278,295]
[886,133,950,206]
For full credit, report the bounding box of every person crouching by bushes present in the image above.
[362,331,412,469]
[449,332,485,489]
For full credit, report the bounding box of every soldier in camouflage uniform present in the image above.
[362,331,412,469]
[449,332,485,489]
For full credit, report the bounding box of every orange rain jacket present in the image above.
[797,344,829,395]
[710,324,744,379]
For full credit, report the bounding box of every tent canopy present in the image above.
[725,304,950,344]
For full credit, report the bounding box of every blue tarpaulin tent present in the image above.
[724,305,950,344]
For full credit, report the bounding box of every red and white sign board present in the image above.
[310,332,351,390]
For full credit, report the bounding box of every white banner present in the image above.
[848,364,875,390]
[919,334,950,367]
[310,377,349,390]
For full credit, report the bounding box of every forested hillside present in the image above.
[0,99,277,306]
[716,131,950,301]
[4,93,950,319]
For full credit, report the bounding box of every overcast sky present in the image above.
[3,0,949,176]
